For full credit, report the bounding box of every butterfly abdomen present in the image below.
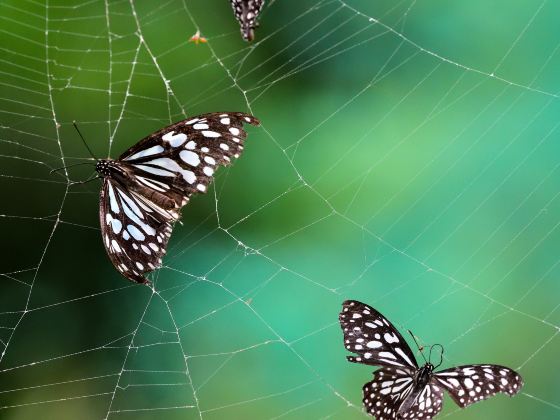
[230,0,265,41]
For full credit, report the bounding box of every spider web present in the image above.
[1,0,559,418]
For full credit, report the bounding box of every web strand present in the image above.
[1,0,559,418]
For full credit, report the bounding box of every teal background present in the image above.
[1,0,559,418]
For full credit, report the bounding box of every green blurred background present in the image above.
[1,0,559,418]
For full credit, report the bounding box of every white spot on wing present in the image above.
[135,176,169,192]
[109,217,122,234]
[107,183,120,214]
[111,239,121,253]
[394,347,415,367]
[162,131,187,147]
[140,158,197,184]
[127,225,145,241]
[202,130,220,138]
[366,340,382,349]
[124,145,164,161]
[180,150,201,167]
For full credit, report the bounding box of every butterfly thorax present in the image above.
[397,363,435,416]
[414,363,434,388]
[96,159,123,178]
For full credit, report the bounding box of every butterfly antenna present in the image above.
[429,344,444,369]
[68,173,100,186]
[50,161,95,175]
[73,121,97,160]
[408,330,428,365]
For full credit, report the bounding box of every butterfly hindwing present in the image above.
[230,0,265,41]
[434,364,523,408]
[100,178,175,284]
[362,366,415,419]
[340,300,418,369]
[399,382,444,420]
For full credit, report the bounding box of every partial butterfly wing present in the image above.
[230,0,265,41]
[339,300,418,370]
[100,112,259,284]
[100,177,177,284]
[362,366,414,419]
[434,364,523,408]
[398,381,444,420]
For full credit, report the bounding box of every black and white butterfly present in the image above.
[94,112,259,284]
[230,0,265,41]
[339,300,523,419]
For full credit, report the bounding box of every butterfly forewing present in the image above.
[230,0,265,41]
[434,364,523,408]
[340,300,418,370]
[120,112,259,196]
[99,112,259,284]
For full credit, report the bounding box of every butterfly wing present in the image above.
[434,364,523,408]
[362,367,415,420]
[230,0,265,41]
[339,300,418,370]
[119,112,260,198]
[100,177,177,284]
[397,382,444,420]
[101,112,259,284]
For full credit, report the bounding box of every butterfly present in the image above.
[230,0,265,41]
[339,300,523,419]
[95,112,259,284]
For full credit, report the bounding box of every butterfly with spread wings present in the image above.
[94,112,259,284]
[339,300,523,419]
[230,0,265,41]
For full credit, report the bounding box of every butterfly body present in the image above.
[231,0,265,41]
[339,300,523,419]
[395,363,434,416]
[95,112,260,284]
